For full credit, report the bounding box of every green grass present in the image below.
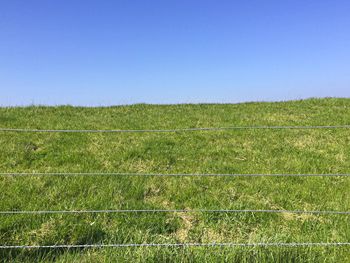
[0,98,350,262]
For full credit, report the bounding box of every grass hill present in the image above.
[0,98,350,262]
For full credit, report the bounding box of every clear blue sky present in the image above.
[1,1,350,106]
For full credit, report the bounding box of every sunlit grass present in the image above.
[0,98,350,262]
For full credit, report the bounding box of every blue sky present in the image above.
[1,1,350,106]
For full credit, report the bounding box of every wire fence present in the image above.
[1,124,349,250]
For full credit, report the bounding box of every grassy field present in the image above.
[0,98,350,262]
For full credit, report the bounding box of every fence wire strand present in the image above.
[0,125,350,133]
[1,242,350,249]
[1,172,350,177]
[0,209,349,215]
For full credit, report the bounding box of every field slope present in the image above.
[0,98,350,262]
